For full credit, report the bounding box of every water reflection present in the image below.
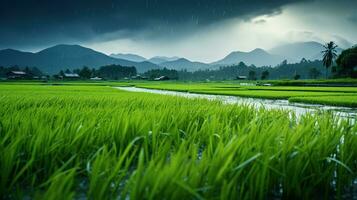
[116,87,357,121]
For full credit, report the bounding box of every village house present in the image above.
[154,76,170,81]
[90,77,103,81]
[6,71,29,79]
[63,73,80,80]
[236,75,247,80]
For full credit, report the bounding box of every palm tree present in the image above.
[322,41,338,78]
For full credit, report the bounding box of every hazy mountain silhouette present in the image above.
[110,53,147,62]
[211,48,283,67]
[0,44,160,74]
[0,41,344,74]
[148,56,181,64]
[269,41,343,62]
[160,58,211,71]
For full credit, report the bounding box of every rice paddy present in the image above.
[0,83,356,199]
[127,82,357,107]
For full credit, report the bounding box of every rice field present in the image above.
[0,84,356,199]
[289,95,357,107]
[129,82,357,107]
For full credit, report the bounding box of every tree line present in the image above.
[56,65,137,80]
[177,59,325,81]
[150,44,356,81]
[1,44,355,80]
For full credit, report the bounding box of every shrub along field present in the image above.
[0,84,356,199]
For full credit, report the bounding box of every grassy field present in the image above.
[1,80,357,106]
[0,83,356,199]
[263,78,357,86]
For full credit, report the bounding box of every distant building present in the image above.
[63,73,80,79]
[236,76,247,80]
[131,75,148,80]
[154,76,170,81]
[90,77,103,81]
[6,71,29,79]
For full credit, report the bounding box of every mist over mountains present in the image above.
[0,41,342,74]
[110,53,147,62]
[268,41,343,62]
[212,48,283,67]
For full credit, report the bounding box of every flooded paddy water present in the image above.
[116,87,357,121]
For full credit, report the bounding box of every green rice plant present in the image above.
[0,84,356,199]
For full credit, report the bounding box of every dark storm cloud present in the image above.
[0,0,310,49]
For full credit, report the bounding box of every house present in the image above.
[154,76,170,81]
[90,77,103,81]
[6,71,29,79]
[131,75,148,80]
[63,73,80,79]
[236,76,247,80]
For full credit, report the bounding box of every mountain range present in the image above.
[159,58,211,71]
[110,53,147,62]
[110,53,181,65]
[212,48,283,67]
[0,45,160,74]
[0,41,342,74]
[268,41,343,62]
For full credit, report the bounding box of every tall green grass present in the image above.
[0,85,356,199]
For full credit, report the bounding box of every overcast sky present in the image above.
[0,0,356,62]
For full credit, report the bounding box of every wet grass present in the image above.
[0,84,356,199]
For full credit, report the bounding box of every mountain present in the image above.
[148,56,181,64]
[0,44,160,74]
[269,41,343,62]
[211,48,284,67]
[159,58,211,71]
[110,53,147,62]
[0,49,36,64]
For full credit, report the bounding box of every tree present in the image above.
[79,66,92,79]
[248,70,256,80]
[308,68,321,79]
[335,45,357,78]
[322,41,338,78]
[261,70,269,80]
[144,68,178,80]
[91,68,97,77]
[97,65,136,80]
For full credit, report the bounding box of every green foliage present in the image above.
[248,70,256,80]
[322,41,338,78]
[178,60,325,81]
[308,68,321,79]
[336,45,357,78]
[78,66,92,79]
[0,84,356,199]
[260,70,269,80]
[293,74,301,80]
